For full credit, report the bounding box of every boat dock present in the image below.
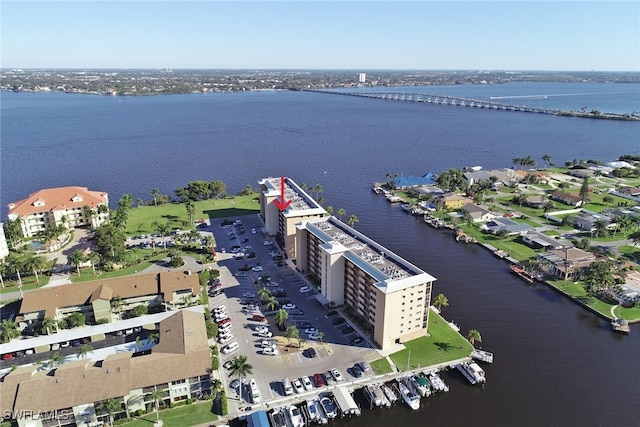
[471,348,494,364]
[611,317,630,334]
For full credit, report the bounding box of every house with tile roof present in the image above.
[0,309,212,427]
[7,186,110,238]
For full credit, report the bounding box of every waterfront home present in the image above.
[460,204,498,223]
[524,195,547,209]
[393,173,437,189]
[436,193,471,210]
[7,186,110,238]
[482,217,534,236]
[537,247,597,280]
[572,211,612,232]
[521,231,566,250]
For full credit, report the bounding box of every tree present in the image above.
[88,251,100,276]
[102,398,122,427]
[4,218,25,249]
[94,223,126,263]
[326,206,334,215]
[131,304,148,317]
[148,333,160,344]
[0,319,20,343]
[69,249,86,276]
[542,154,551,168]
[47,351,64,368]
[466,329,482,346]
[317,331,325,343]
[82,205,95,227]
[156,222,171,249]
[110,295,123,317]
[592,220,609,239]
[264,296,279,311]
[285,325,300,347]
[347,215,359,227]
[582,260,616,292]
[77,344,94,360]
[147,387,165,424]
[433,293,449,311]
[337,208,347,221]
[151,188,161,207]
[275,308,289,328]
[630,230,640,248]
[133,336,143,352]
[257,287,272,302]
[185,200,195,228]
[579,177,590,206]
[230,355,253,383]
[41,317,57,335]
[209,180,226,199]
[66,312,86,328]
[314,184,323,200]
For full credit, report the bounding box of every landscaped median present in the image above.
[370,309,473,375]
[113,400,218,427]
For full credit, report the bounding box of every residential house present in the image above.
[460,204,498,223]
[537,247,597,280]
[436,193,471,210]
[482,217,534,236]
[7,186,110,238]
[573,211,612,232]
[550,190,583,207]
[521,231,566,250]
[524,195,547,209]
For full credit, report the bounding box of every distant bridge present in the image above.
[305,89,558,115]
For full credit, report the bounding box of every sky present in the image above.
[1,1,639,71]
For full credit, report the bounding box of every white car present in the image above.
[251,266,263,272]
[260,340,275,348]
[262,347,277,356]
[242,291,256,298]
[283,303,296,311]
[218,335,233,345]
[308,332,322,340]
[330,369,344,382]
[293,378,304,394]
[299,286,312,293]
[257,330,273,338]
[254,325,269,333]
[214,313,228,322]
[252,228,257,234]
[302,376,313,391]
[213,305,227,314]
[219,323,233,332]
[304,327,319,335]
[221,342,239,354]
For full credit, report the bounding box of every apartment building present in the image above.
[295,217,436,349]
[0,309,212,427]
[7,186,110,238]
[258,177,326,259]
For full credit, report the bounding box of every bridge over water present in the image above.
[306,89,558,115]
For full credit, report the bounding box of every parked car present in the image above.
[302,376,313,391]
[324,371,335,385]
[242,292,256,298]
[332,317,346,325]
[359,361,371,372]
[308,332,322,340]
[330,369,344,382]
[350,337,364,345]
[313,373,325,387]
[263,347,277,356]
[221,342,239,354]
[260,340,275,348]
[1,353,13,361]
[351,364,363,378]
[304,327,319,335]
[251,266,263,272]
[293,378,304,394]
[299,285,312,293]
[218,335,234,345]
[254,325,269,333]
[213,305,227,314]
[252,314,267,322]
[288,309,304,316]
[257,330,273,338]
[217,318,231,327]
[223,360,236,370]
[305,347,318,358]
[283,303,296,311]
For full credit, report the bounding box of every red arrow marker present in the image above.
[273,176,291,211]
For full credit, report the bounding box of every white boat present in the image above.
[287,405,304,427]
[427,371,449,393]
[319,395,338,419]
[410,374,431,397]
[471,348,494,364]
[306,398,328,425]
[269,407,287,427]
[397,379,420,410]
[364,383,391,408]
[382,384,398,404]
[457,361,486,385]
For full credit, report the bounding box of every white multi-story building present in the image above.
[259,177,436,350]
[358,73,366,83]
[7,186,110,237]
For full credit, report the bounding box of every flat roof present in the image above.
[259,177,326,216]
[303,217,436,293]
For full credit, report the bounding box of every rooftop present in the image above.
[260,177,326,217]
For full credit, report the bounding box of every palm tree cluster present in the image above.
[2,250,52,287]
[512,155,536,170]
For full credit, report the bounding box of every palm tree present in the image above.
[257,287,272,302]
[151,188,161,207]
[211,378,223,396]
[48,351,64,368]
[466,329,482,346]
[630,230,640,248]
[285,325,300,347]
[542,154,551,168]
[317,331,325,343]
[337,208,347,221]
[347,214,359,227]
[133,336,143,352]
[148,333,160,344]
[264,296,279,311]
[147,387,165,424]
[103,398,121,427]
[592,219,609,238]
[184,200,195,228]
[69,249,86,276]
[433,293,449,311]
[156,222,171,249]
[82,205,95,227]
[326,206,334,215]
[41,317,57,335]
[77,344,93,360]
[314,184,323,200]
[275,308,289,328]
[110,295,123,317]
[88,251,100,275]
[230,355,254,384]
[0,319,20,343]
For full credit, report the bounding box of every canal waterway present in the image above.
[1,84,639,425]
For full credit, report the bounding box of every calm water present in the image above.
[2,84,640,426]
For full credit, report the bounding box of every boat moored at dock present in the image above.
[456,361,486,385]
[382,383,398,405]
[410,374,431,397]
[364,383,391,408]
[287,405,305,427]
[319,394,338,420]
[306,398,328,425]
[398,378,421,410]
[269,407,287,427]
[426,371,450,393]
[471,348,495,364]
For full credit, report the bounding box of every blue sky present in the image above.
[2,1,638,71]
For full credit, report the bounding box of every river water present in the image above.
[1,83,639,425]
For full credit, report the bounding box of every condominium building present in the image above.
[258,177,326,259]
[258,177,437,350]
[0,309,212,427]
[7,186,110,238]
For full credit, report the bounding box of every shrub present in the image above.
[211,355,219,370]
[220,391,228,416]
[131,304,148,317]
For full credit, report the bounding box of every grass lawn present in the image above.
[459,225,537,261]
[513,217,542,227]
[548,280,640,321]
[369,357,394,375]
[117,401,217,427]
[389,310,472,371]
[0,275,51,294]
[127,195,260,235]
[70,251,170,283]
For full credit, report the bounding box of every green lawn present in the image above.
[582,193,630,213]
[0,274,50,294]
[127,195,260,236]
[70,251,170,283]
[548,280,640,321]
[116,401,218,427]
[369,357,394,375]
[388,310,472,371]
[459,224,537,261]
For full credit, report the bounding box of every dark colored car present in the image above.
[350,337,364,345]
[252,314,267,322]
[305,348,318,358]
[313,373,325,387]
[217,318,231,327]
[341,326,354,335]
[351,364,363,378]
[332,317,346,325]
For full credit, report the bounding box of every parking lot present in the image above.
[206,214,381,405]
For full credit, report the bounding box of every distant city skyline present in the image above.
[2,1,638,71]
